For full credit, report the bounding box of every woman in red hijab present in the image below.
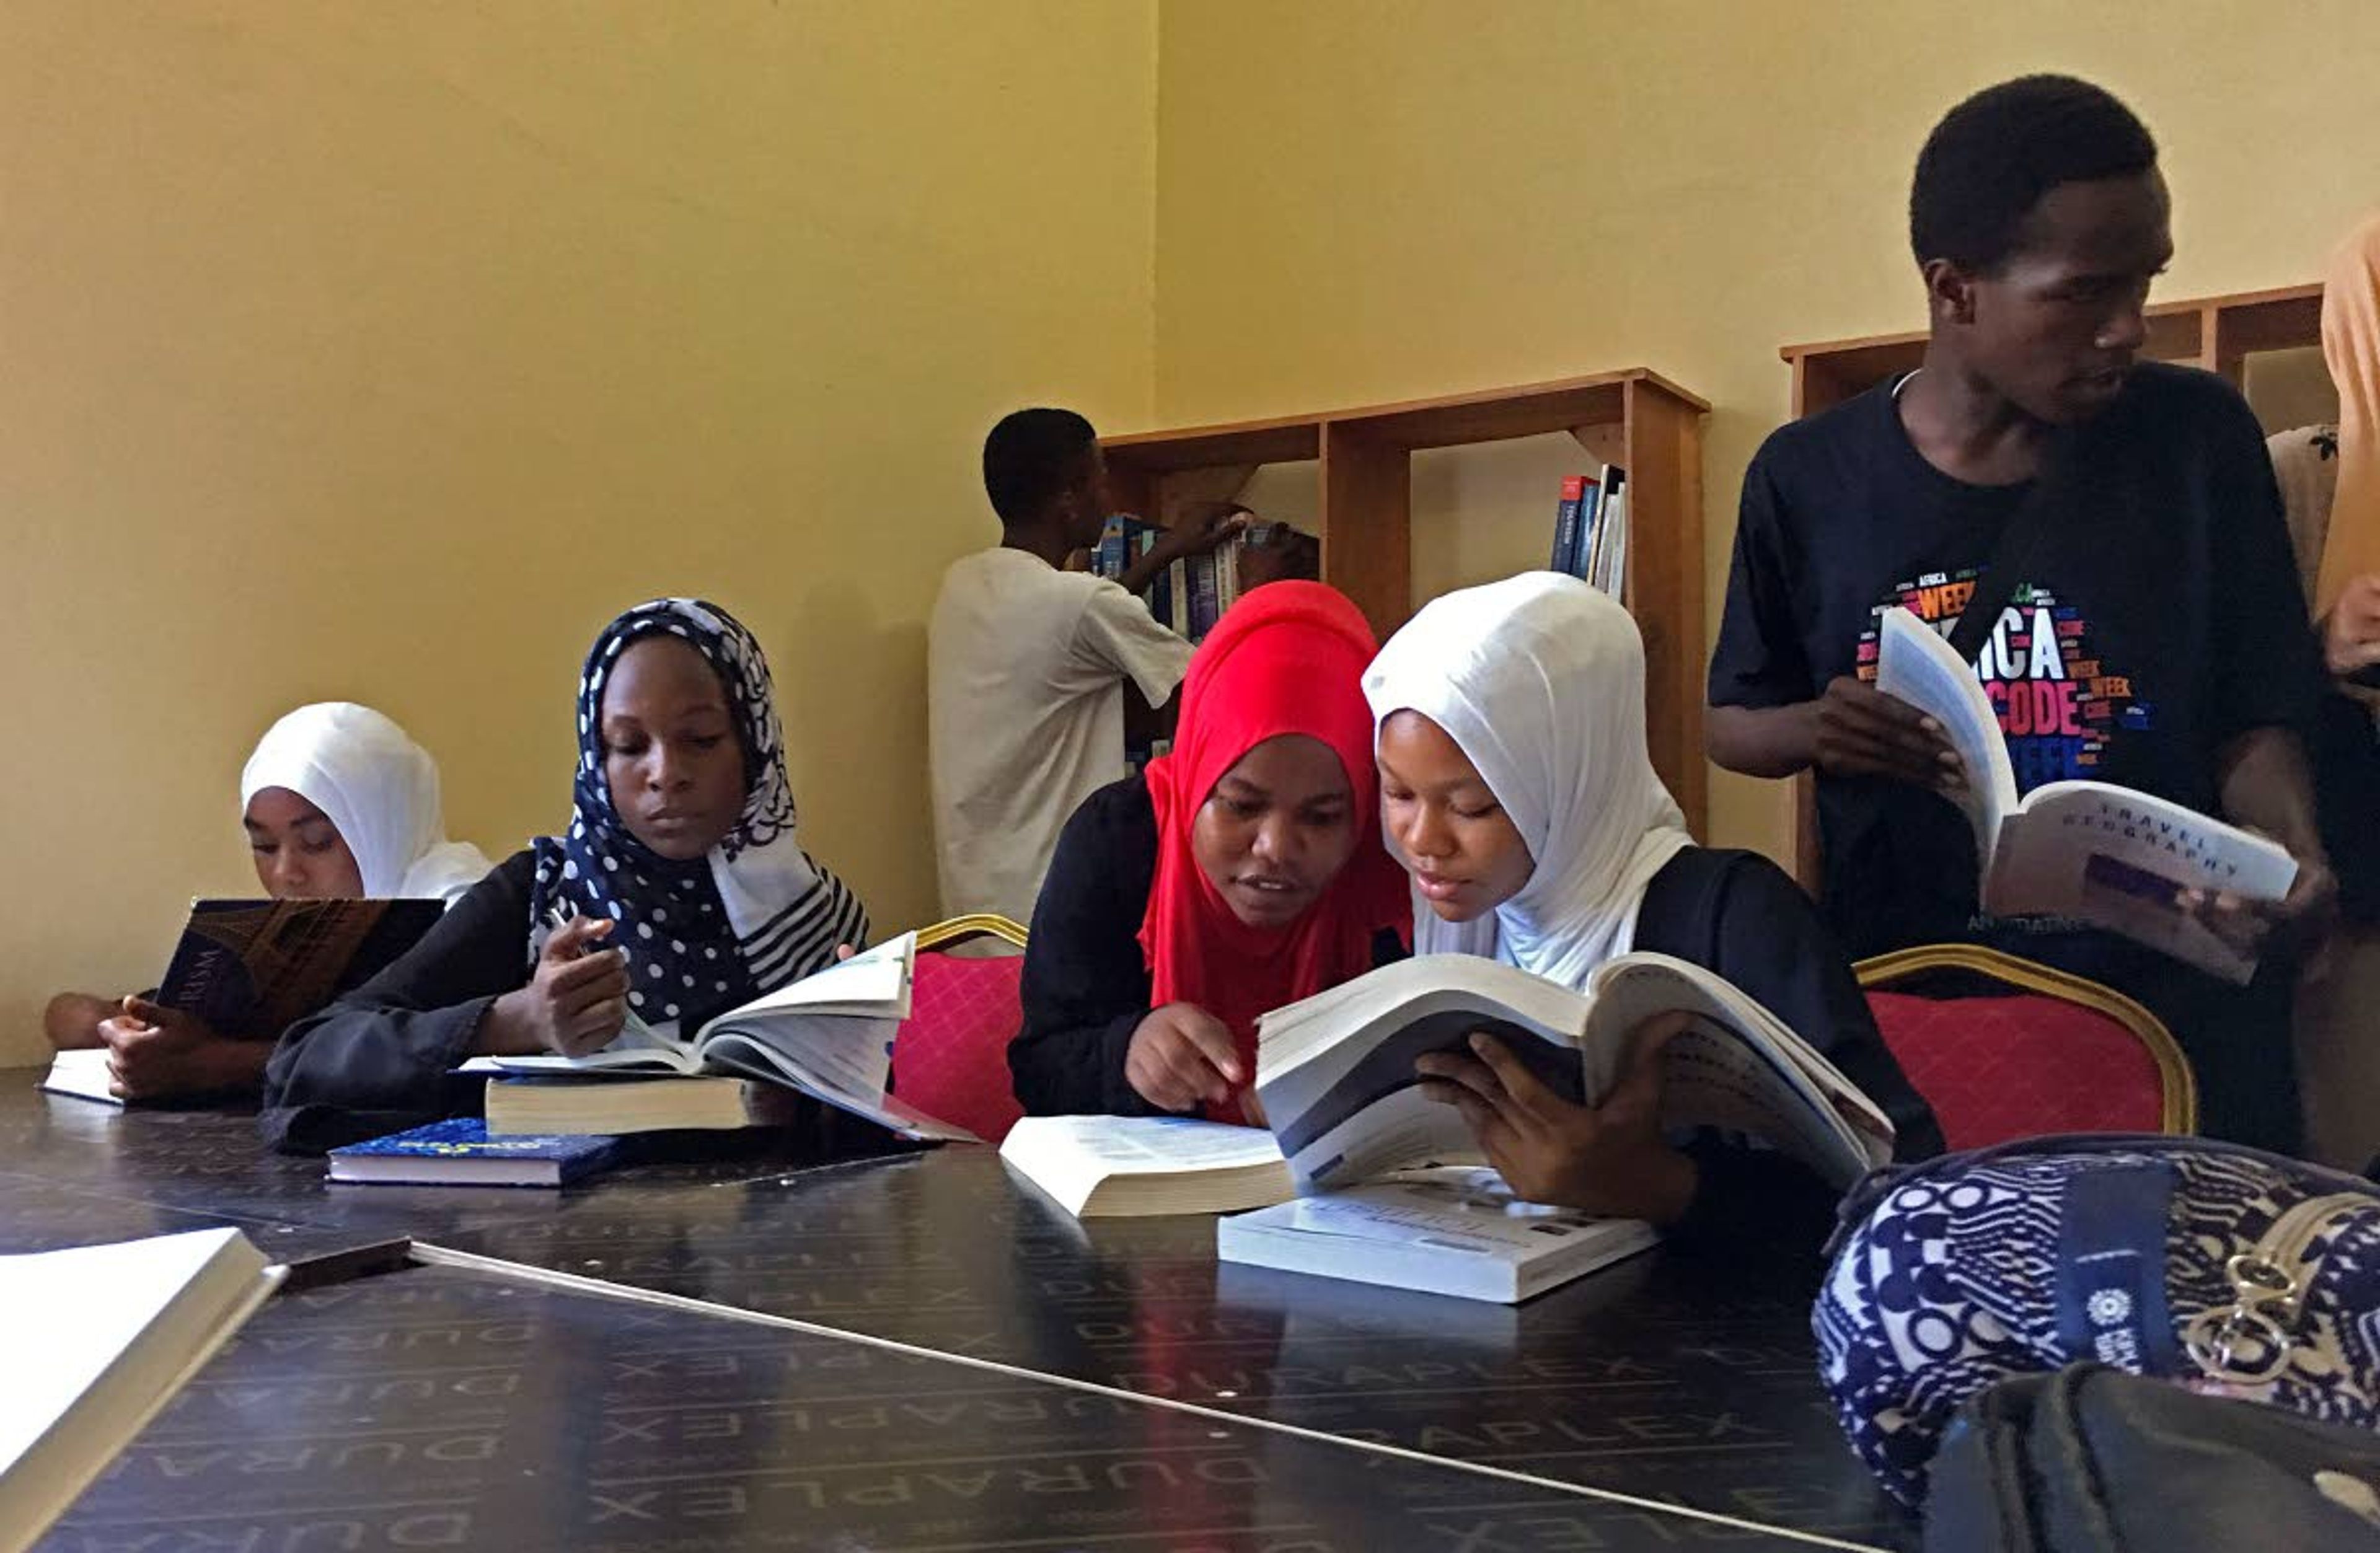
[1010,581,1411,1122]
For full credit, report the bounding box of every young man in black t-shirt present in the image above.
[1706,75,2337,1152]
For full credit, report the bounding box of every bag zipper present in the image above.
[2182,1191,2373,1386]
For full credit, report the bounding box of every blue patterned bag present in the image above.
[1815,1133,2380,1507]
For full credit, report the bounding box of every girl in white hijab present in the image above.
[45,703,490,1101]
[1365,573,1939,1237]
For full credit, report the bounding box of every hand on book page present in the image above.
[1125,1003,1246,1115]
[1812,675,1966,792]
[1411,1012,1698,1224]
[479,914,631,1057]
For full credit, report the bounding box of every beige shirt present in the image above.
[928,548,1191,924]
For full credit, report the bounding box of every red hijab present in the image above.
[1138,581,1412,1101]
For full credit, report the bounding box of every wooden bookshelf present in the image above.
[1776,281,2323,889]
[1103,368,1711,831]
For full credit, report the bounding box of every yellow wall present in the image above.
[1153,0,2380,856]
[0,2,1157,1060]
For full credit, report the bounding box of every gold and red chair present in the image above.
[891,914,1029,1144]
[1857,943,2196,1149]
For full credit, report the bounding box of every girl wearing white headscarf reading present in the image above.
[262,599,870,1151]
[1364,573,1939,1238]
[43,702,491,1101]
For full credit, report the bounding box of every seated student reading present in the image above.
[45,702,492,1102]
[262,599,868,1150]
[1704,76,2334,1153]
[1010,581,1410,1122]
[1365,573,1942,1236]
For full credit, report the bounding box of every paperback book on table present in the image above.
[40,896,444,1107]
[1,1228,284,1553]
[1874,604,2297,982]
[458,933,977,1143]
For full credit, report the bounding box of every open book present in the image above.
[999,1115,1293,1217]
[461,933,975,1142]
[1218,1166,1658,1303]
[1255,952,1895,1194]
[1875,605,2299,982]
[2,1229,284,1553]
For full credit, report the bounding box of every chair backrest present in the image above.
[1856,944,2197,1151]
[891,915,1029,1145]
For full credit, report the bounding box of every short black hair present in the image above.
[983,408,1097,525]
[1910,74,2158,272]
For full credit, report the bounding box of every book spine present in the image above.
[1191,552,1222,639]
[1095,517,1126,579]
[1592,469,1626,596]
[1551,475,1585,573]
[1219,539,1240,615]
[1139,530,1168,623]
[1168,555,1190,637]
[1573,474,1605,581]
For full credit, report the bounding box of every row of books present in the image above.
[1549,465,1629,597]
[1091,514,1256,643]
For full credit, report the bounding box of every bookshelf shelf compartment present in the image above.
[1104,367,1710,832]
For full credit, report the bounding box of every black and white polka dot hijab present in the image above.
[528,598,870,1036]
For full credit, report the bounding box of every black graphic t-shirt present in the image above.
[1710,362,2323,960]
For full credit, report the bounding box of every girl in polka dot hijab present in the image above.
[528,597,870,1037]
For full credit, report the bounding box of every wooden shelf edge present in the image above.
[1779,281,2321,366]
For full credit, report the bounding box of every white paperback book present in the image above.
[460,932,975,1142]
[1,1229,284,1553]
[1254,951,1895,1197]
[1218,1166,1658,1303]
[39,1047,119,1107]
[998,1115,1292,1217]
[1875,605,2298,982]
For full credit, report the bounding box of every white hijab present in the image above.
[240,703,493,904]
[1364,573,1695,990]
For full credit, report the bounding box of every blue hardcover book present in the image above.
[1189,551,1223,639]
[1142,529,1173,627]
[327,1117,619,1188]
[1551,475,1587,573]
[1095,516,1130,579]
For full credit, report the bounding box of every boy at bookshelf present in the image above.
[261,599,868,1150]
[44,703,491,1103]
[1704,74,2334,1151]
[929,407,1241,925]
[1367,574,1939,1243]
[1009,582,1408,1121]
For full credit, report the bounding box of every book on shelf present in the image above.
[1217,1166,1659,1303]
[1550,474,1600,576]
[1094,513,1319,646]
[457,932,977,1142]
[1588,466,1629,600]
[998,1115,1292,1218]
[1874,604,2298,982]
[327,1117,620,1187]
[1255,951,1895,1195]
[1,1228,284,1552]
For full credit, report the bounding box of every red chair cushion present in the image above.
[1864,990,2171,1150]
[891,951,1028,1144]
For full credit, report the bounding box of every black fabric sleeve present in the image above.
[2203,390,2326,747]
[1009,780,1167,1118]
[1708,446,1816,711]
[1636,849,1944,1254]
[260,850,539,1153]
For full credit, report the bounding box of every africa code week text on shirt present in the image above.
[1859,572,2149,790]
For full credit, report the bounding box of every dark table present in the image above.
[2,1077,1908,1550]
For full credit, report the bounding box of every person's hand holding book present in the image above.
[1412,1013,1699,1225]
[1810,676,1965,791]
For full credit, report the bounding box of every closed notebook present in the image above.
[327,1117,619,1187]
[1,1228,284,1553]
